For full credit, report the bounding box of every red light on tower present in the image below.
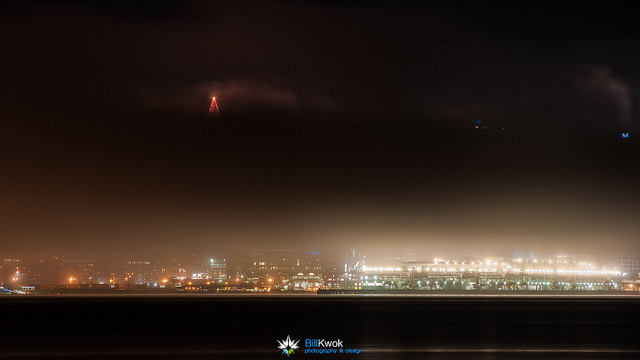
[208,97,220,120]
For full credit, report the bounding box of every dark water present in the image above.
[1,294,639,359]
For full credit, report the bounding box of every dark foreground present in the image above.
[1,294,639,359]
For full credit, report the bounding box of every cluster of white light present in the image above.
[525,269,555,274]
[423,267,504,273]
[524,269,622,275]
[573,282,610,285]
[368,255,623,280]
[362,266,402,272]
[402,265,621,277]
[434,258,476,265]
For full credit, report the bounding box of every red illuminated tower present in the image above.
[208,97,220,120]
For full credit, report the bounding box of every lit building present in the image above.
[245,249,323,278]
[324,247,365,290]
[612,250,640,278]
[357,256,622,291]
[210,258,228,281]
[60,255,97,284]
[283,273,324,291]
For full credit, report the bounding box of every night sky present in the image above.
[1,1,639,259]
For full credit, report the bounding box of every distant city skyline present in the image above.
[2,246,639,292]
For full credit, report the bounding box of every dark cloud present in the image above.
[577,65,632,126]
[138,78,335,115]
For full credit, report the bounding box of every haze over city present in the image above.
[1,0,639,261]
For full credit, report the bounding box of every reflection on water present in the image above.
[0,295,638,359]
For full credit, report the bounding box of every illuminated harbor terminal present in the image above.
[354,255,624,291]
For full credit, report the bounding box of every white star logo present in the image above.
[277,335,300,356]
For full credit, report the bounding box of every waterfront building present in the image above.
[210,258,228,281]
[612,250,640,278]
[283,272,324,291]
[357,256,622,291]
